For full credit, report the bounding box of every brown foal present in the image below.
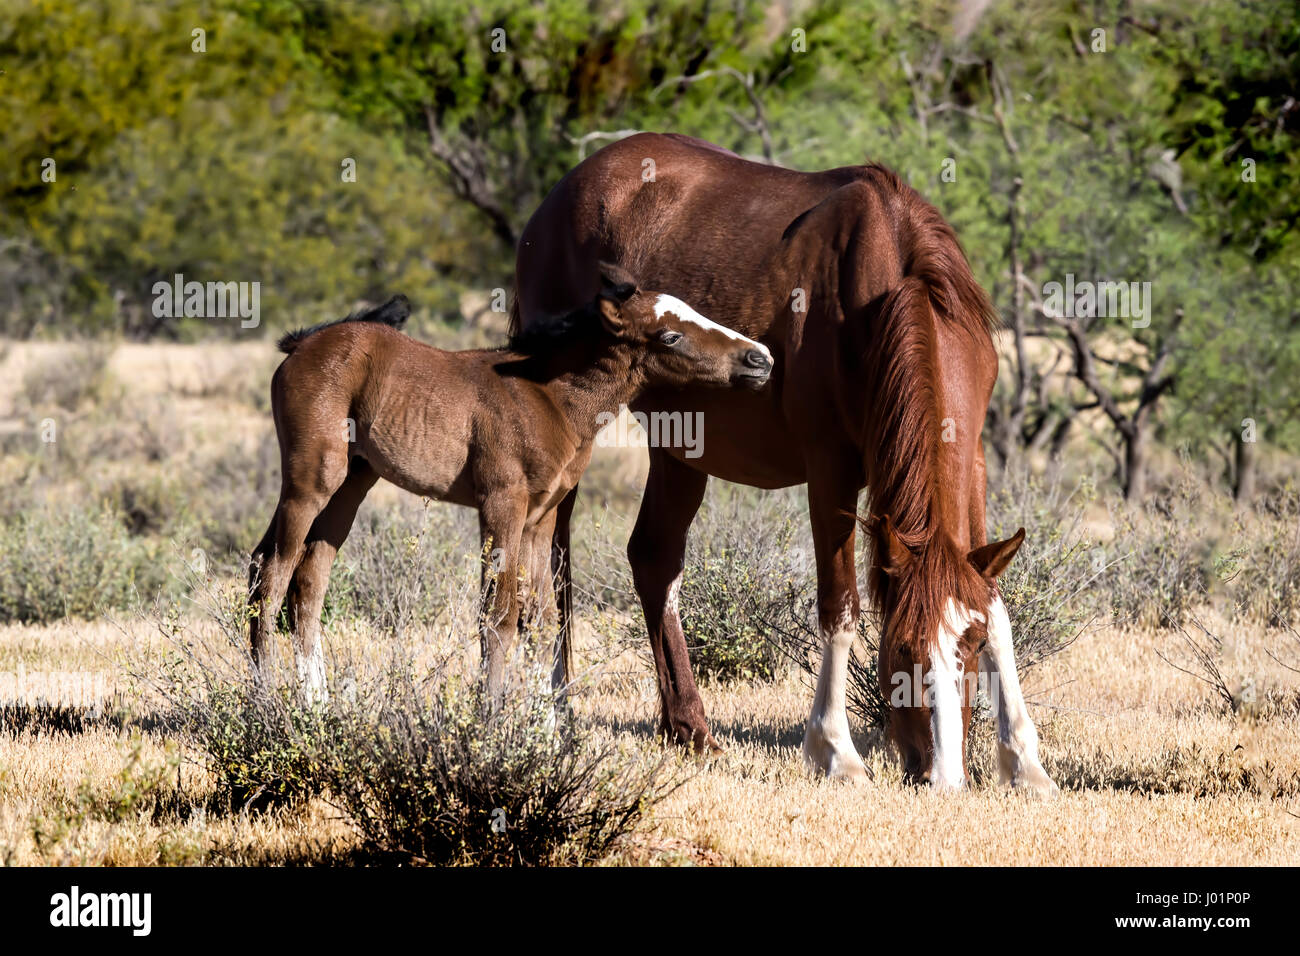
[248,264,772,701]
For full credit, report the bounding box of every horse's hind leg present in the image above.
[248,445,349,686]
[285,458,379,703]
[478,493,526,704]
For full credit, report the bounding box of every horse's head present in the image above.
[869,513,1025,790]
[594,262,773,389]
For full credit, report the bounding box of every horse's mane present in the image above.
[277,295,411,354]
[505,301,603,356]
[861,169,997,664]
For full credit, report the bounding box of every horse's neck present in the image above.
[538,345,641,442]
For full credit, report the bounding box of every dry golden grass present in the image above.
[1,339,1297,866]
[0,605,1297,866]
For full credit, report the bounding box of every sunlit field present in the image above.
[1,341,1297,866]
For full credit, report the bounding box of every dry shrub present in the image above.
[20,342,115,414]
[1044,741,1300,799]
[0,501,168,623]
[138,562,687,865]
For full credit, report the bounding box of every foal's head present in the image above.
[592,263,773,389]
[868,514,1026,790]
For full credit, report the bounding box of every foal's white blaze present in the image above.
[652,294,773,361]
[927,599,982,790]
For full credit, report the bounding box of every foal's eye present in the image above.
[657,330,683,346]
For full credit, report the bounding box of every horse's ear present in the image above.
[596,295,626,335]
[870,513,913,577]
[597,261,638,304]
[967,528,1025,580]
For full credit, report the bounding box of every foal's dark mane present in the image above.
[504,301,605,357]
[277,295,411,355]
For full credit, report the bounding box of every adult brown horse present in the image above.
[512,133,1056,793]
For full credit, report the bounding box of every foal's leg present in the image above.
[800,450,869,784]
[249,445,349,681]
[627,449,715,752]
[479,494,526,703]
[518,510,558,638]
[284,459,379,704]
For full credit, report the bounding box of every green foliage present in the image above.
[2,0,1297,484]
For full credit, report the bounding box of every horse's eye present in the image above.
[658,330,683,346]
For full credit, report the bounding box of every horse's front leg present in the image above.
[801,447,869,784]
[479,493,526,703]
[980,596,1058,795]
[627,448,715,752]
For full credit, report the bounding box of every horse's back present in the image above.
[515,133,877,326]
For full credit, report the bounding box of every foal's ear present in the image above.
[967,528,1025,580]
[597,261,638,304]
[869,513,914,576]
[596,295,627,336]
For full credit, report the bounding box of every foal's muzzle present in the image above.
[734,348,773,387]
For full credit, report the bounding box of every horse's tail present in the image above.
[277,294,411,354]
[506,285,523,339]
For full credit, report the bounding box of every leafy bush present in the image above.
[587,485,811,684]
[1231,489,1300,626]
[326,662,682,865]
[1099,477,1217,628]
[985,469,1100,669]
[0,502,168,623]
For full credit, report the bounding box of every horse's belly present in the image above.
[630,386,805,488]
[360,416,470,501]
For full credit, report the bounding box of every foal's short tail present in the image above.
[276,294,412,354]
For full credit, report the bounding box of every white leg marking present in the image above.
[981,595,1057,794]
[653,294,773,361]
[802,613,868,783]
[297,640,328,706]
[927,599,976,791]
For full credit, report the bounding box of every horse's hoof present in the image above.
[1011,765,1060,798]
[826,756,870,785]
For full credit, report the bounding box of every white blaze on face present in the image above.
[927,598,984,791]
[652,294,772,362]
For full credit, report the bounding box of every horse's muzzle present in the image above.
[734,348,773,387]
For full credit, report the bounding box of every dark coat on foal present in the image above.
[248,271,771,701]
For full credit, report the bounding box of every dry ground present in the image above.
[1,606,1297,866]
[1,338,1297,866]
